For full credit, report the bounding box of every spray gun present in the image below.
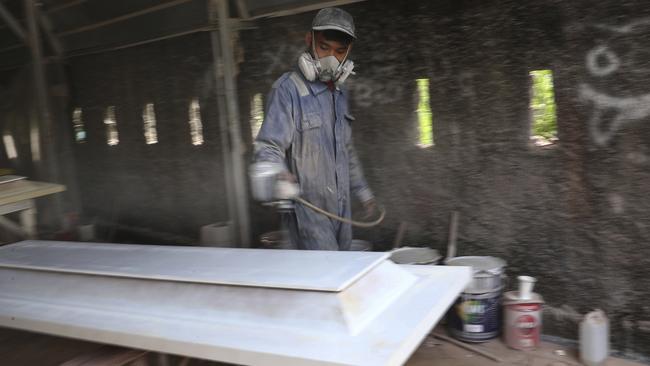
[250,162,385,227]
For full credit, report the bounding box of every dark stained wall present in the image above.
[4,0,644,359]
[69,32,229,243]
[238,0,650,359]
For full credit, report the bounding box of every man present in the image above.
[252,7,376,251]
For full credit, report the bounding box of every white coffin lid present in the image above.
[0,240,471,366]
[0,240,388,291]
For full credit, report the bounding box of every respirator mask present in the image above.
[298,32,355,86]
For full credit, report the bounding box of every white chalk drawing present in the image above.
[608,193,625,214]
[457,71,477,98]
[581,18,650,146]
[348,78,405,108]
[639,321,650,332]
[594,17,650,34]
[586,45,620,77]
[262,44,305,76]
[429,58,476,98]
[579,84,650,146]
[626,151,649,164]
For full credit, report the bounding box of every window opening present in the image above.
[72,107,86,143]
[143,103,158,145]
[104,106,119,146]
[189,98,204,146]
[529,70,558,146]
[416,79,434,147]
[250,93,264,140]
[3,134,17,159]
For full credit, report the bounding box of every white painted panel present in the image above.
[0,241,388,291]
[0,241,471,365]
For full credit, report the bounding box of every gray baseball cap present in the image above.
[312,7,356,39]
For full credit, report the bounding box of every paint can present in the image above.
[446,256,507,293]
[447,286,503,342]
[503,291,544,350]
[350,240,372,251]
[445,256,507,342]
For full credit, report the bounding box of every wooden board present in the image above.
[0,180,65,206]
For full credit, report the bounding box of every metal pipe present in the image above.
[0,22,253,70]
[0,0,85,32]
[0,19,254,57]
[0,2,27,42]
[47,0,87,13]
[249,0,366,19]
[57,0,193,37]
[67,25,213,58]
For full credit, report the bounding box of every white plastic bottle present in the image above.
[580,309,609,366]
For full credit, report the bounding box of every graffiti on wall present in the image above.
[347,64,405,108]
[579,18,650,146]
[262,44,305,76]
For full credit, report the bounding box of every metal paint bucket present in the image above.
[445,256,507,342]
[350,240,372,251]
[445,256,506,293]
[389,247,441,265]
[503,291,544,350]
[447,286,503,342]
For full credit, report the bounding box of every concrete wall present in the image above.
[4,0,642,358]
[68,32,229,243]
[238,0,650,359]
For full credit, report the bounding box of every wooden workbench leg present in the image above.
[19,200,37,239]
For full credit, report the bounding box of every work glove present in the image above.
[277,171,297,183]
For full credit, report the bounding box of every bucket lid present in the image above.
[446,256,506,275]
[503,291,544,304]
[389,247,441,265]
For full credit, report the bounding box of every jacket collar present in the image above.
[295,69,341,95]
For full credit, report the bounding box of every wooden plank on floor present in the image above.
[60,345,148,366]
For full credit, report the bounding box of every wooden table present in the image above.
[0,177,66,239]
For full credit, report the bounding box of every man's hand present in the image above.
[362,199,378,220]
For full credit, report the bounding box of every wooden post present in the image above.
[208,0,251,247]
[25,0,63,229]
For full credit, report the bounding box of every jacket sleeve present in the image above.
[346,119,374,203]
[253,80,295,168]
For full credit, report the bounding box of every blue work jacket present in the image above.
[254,70,373,250]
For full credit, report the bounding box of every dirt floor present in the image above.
[408,330,647,366]
[0,326,646,366]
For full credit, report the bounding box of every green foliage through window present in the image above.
[529,70,557,140]
[250,93,264,140]
[416,78,434,147]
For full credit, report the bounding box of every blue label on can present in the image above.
[447,291,501,341]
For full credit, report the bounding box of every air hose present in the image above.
[293,196,386,228]
[266,179,386,228]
